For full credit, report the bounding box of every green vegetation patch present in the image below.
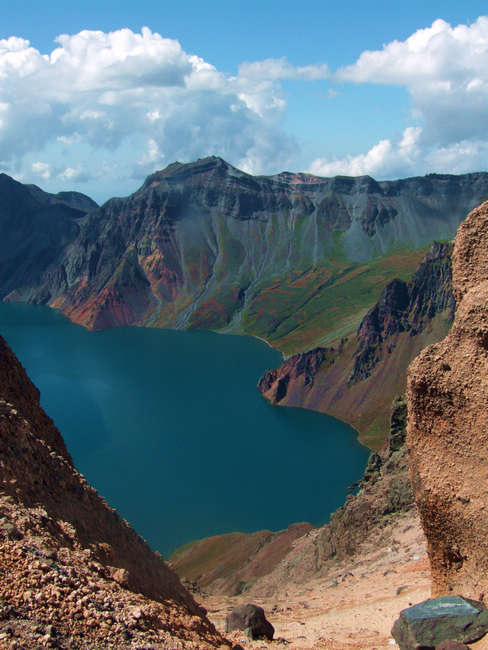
[188,285,245,330]
[169,531,272,585]
[241,248,427,354]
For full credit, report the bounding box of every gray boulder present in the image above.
[225,603,274,640]
[392,595,488,649]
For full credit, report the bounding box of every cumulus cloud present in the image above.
[310,127,422,178]
[0,27,325,190]
[312,16,488,178]
[57,166,91,182]
[31,161,52,179]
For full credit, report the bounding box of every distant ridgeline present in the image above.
[0,158,485,445]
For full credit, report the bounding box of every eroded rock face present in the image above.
[259,242,454,448]
[2,161,487,354]
[0,336,72,463]
[407,200,488,600]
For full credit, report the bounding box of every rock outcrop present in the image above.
[2,161,487,354]
[0,335,72,463]
[259,242,455,448]
[0,335,230,648]
[408,200,488,600]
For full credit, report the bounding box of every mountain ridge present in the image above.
[1,159,486,450]
[3,161,488,645]
[2,159,487,359]
[258,241,454,448]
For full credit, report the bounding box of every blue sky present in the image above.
[2,0,488,201]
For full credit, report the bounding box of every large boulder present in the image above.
[391,596,488,649]
[225,603,274,640]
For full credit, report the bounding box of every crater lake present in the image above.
[0,302,369,555]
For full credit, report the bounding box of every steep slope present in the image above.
[3,160,488,353]
[408,200,488,601]
[169,396,432,650]
[259,242,455,448]
[0,174,97,301]
[170,523,314,597]
[0,334,72,463]
[0,335,230,648]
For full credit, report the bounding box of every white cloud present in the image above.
[31,161,51,179]
[233,58,328,119]
[238,57,329,81]
[137,137,164,175]
[310,127,422,178]
[0,28,328,187]
[320,16,488,178]
[337,18,488,87]
[58,166,89,182]
[57,133,81,145]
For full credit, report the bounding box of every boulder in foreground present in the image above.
[391,595,488,649]
[225,603,274,640]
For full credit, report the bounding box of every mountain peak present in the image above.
[140,156,241,191]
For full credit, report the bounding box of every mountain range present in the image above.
[259,241,454,447]
[2,158,487,360]
[3,159,488,644]
[1,157,487,446]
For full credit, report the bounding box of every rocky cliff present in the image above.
[2,160,488,354]
[408,199,488,601]
[259,242,455,448]
[0,335,230,648]
[0,174,97,302]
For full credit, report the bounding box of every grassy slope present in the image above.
[169,523,314,596]
[240,248,427,355]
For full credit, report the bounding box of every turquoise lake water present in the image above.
[0,302,369,556]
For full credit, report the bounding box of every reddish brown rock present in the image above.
[0,335,230,648]
[170,522,314,596]
[407,200,488,600]
[0,337,72,463]
[259,242,454,449]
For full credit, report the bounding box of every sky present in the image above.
[2,0,488,202]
